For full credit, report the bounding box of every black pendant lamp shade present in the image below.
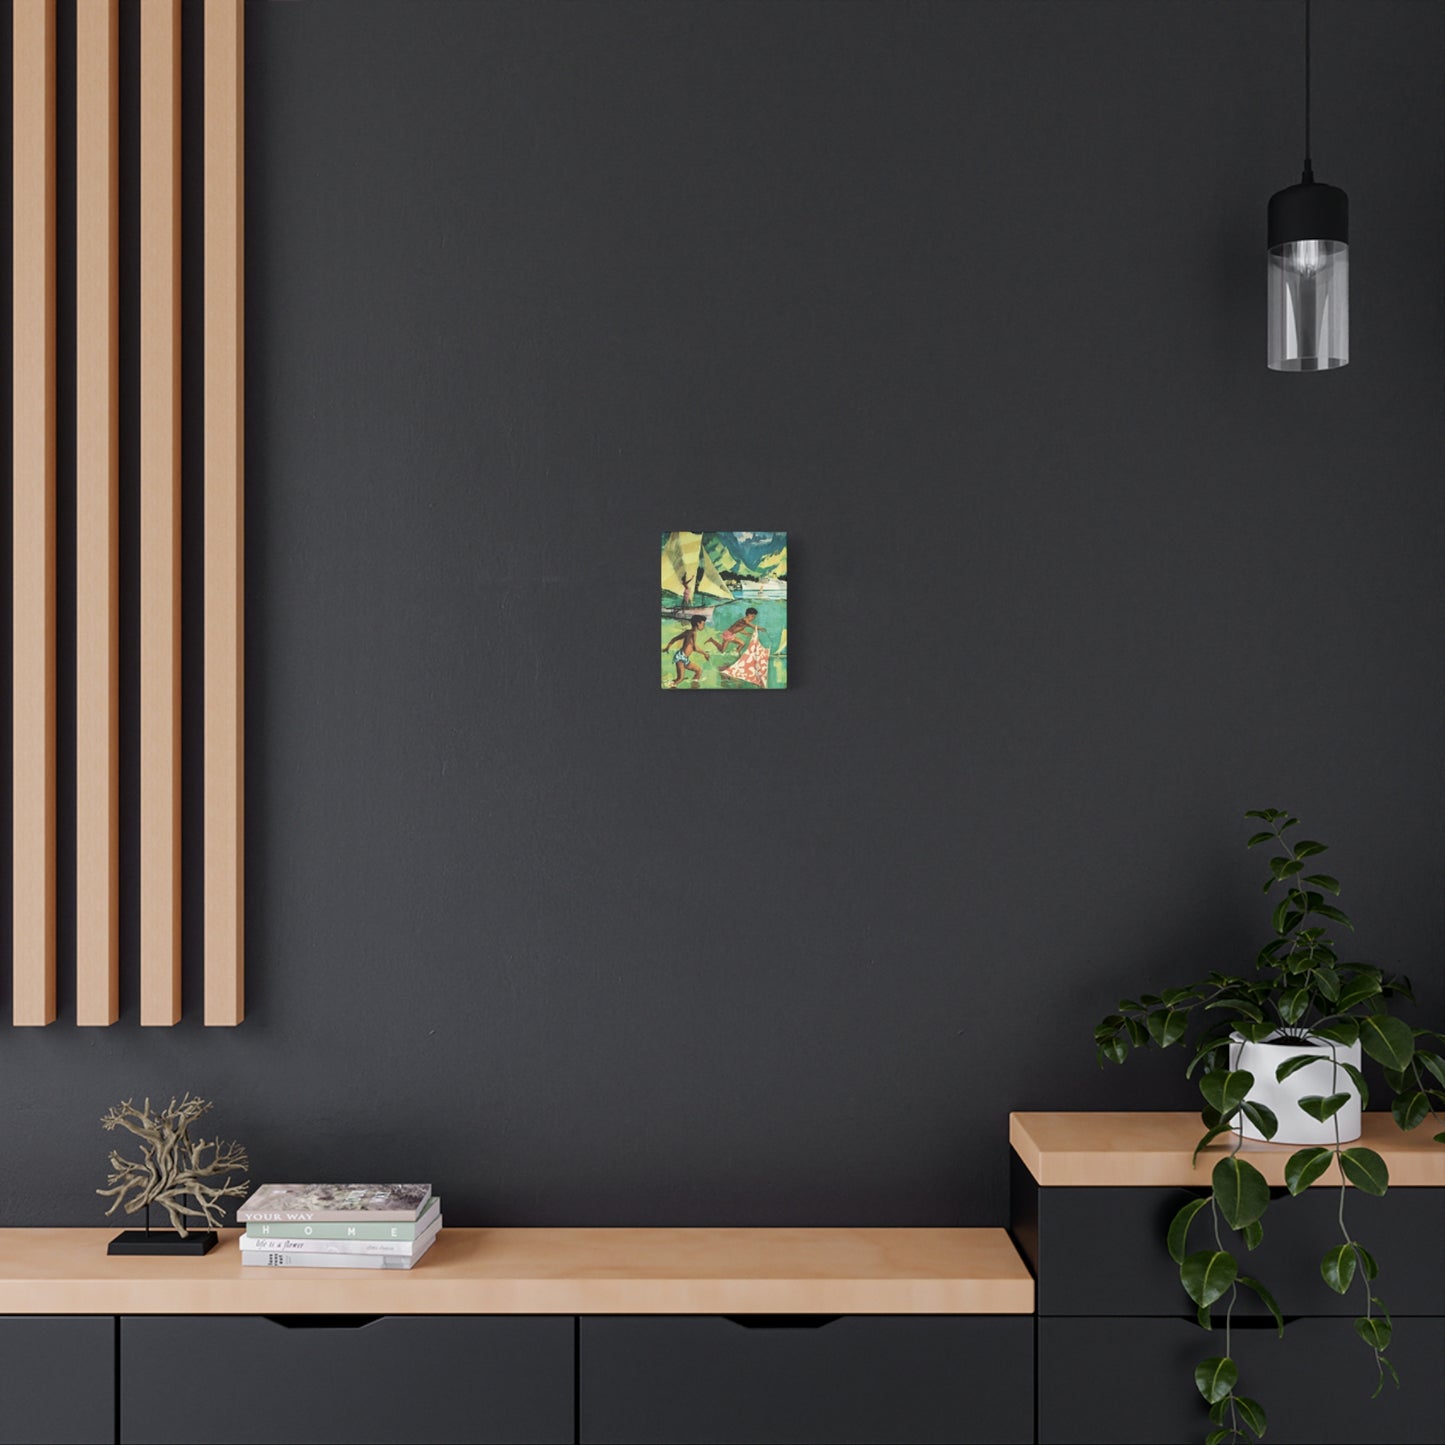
[1267,2,1348,371]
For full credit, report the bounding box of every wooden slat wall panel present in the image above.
[12,0,57,1027]
[75,0,120,1026]
[204,0,244,1024]
[139,0,182,1024]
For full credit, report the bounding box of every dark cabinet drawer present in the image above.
[1012,1154,1445,1316]
[0,1317,114,1445]
[579,1315,1032,1444]
[119,1316,572,1444]
[1039,1315,1445,1445]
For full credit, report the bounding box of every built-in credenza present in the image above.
[5,1117,1440,1445]
[0,1227,1035,1445]
[1010,1112,1445,1445]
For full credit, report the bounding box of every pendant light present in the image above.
[1267,0,1348,371]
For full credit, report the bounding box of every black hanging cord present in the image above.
[1303,0,1313,181]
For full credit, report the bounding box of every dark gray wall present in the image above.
[3,0,1441,1227]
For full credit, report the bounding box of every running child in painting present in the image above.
[663,615,707,687]
[707,607,763,656]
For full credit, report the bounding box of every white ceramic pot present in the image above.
[1228,1031,1363,1145]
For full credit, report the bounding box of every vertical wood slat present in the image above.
[12,1,57,1026]
[204,0,244,1024]
[140,0,182,1024]
[76,0,120,1026]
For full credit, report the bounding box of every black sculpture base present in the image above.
[108,1230,218,1256]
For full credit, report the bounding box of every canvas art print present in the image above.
[661,532,787,689]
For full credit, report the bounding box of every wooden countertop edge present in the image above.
[0,1228,1035,1316]
[1010,1112,1445,1188]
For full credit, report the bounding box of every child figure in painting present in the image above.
[664,615,707,687]
[707,607,763,656]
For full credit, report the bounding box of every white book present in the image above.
[242,1231,438,1270]
[239,1219,441,1258]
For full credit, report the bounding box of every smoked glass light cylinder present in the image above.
[1267,180,1348,371]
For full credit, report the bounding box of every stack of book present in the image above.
[236,1184,441,1269]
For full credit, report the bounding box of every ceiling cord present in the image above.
[1303,0,1313,181]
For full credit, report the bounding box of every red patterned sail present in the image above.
[720,630,770,688]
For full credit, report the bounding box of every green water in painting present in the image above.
[660,595,788,689]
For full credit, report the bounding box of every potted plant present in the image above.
[1094,809,1445,1445]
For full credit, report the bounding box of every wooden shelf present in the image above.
[0,1227,1034,1315]
[1011,1111,1445,1188]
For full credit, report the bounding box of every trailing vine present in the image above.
[1094,809,1445,1444]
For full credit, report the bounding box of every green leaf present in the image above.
[1097,1036,1127,1065]
[1233,1395,1268,1439]
[1311,965,1341,1001]
[1270,855,1303,880]
[1297,1092,1351,1123]
[1185,1034,1230,1080]
[1194,1355,1237,1404]
[1339,1060,1370,1110]
[1416,1050,1445,1089]
[1336,974,1383,1010]
[1277,986,1309,1025]
[1359,1014,1415,1071]
[1200,1069,1254,1116]
[1192,1123,1235,1166]
[1240,1101,1278,1141]
[1181,1249,1238,1308]
[1315,903,1354,929]
[1303,872,1341,893]
[1167,1196,1209,1264]
[1351,1242,1379,1281]
[1275,1053,1324,1083]
[1245,831,1274,847]
[1213,1156,1269,1229]
[1291,839,1328,858]
[1436,1131,1445,1145]
[1270,898,1290,934]
[1205,1431,1231,1445]
[1392,1091,1431,1132]
[1205,995,1265,1022]
[1375,1353,1401,1394]
[1339,1147,1389,1196]
[1093,1014,1124,1043]
[1243,809,1276,820]
[1313,1018,1359,1047]
[1355,1315,1391,1351]
[1238,1273,1284,1335]
[1284,1146,1334,1193]
[1234,1018,1281,1044]
[1197,1301,1212,1330]
[1116,997,1141,1012]
[1146,1008,1187,1048]
[1322,1242,1357,1294]
[1240,1217,1264,1251]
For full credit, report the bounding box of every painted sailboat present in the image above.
[661,531,733,620]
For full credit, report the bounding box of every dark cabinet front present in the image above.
[119,1315,574,1445]
[1038,1315,1445,1445]
[1011,1153,1445,1318]
[579,1314,1033,1444]
[0,1316,114,1445]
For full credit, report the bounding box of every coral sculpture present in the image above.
[97,1096,250,1237]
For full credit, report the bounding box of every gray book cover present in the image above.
[237,1183,431,1223]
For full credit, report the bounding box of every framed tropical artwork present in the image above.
[660,532,787,689]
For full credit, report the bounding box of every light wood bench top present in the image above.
[1011,1111,1445,1188]
[0,1227,1034,1315]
